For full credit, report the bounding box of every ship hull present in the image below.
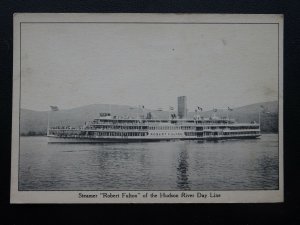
[47,135,260,143]
[202,135,260,141]
[48,136,178,143]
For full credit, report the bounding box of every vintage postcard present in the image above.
[11,13,283,203]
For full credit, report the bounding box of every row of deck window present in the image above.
[92,132,147,136]
[50,127,259,136]
[202,131,259,136]
[223,131,260,135]
[93,120,236,124]
[149,126,183,130]
[149,132,182,136]
[93,126,194,130]
[89,125,259,131]
[203,126,259,130]
[225,126,259,130]
[92,125,147,130]
[184,132,197,136]
[50,130,259,137]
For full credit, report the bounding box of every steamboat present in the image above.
[47,96,260,143]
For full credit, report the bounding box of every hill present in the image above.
[20,101,278,135]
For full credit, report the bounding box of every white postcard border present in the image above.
[11,13,284,203]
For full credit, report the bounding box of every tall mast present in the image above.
[47,111,50,136]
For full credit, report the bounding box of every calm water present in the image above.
[19,134,279,190]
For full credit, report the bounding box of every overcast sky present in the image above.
[20,22,278,111]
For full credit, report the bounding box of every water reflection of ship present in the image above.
[176,143,190,190]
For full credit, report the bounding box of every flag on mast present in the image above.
[213,108,217,112]
[50,106,59,111]
[228,107,233,111]
[169,106,174,110]
[197,106,203,111]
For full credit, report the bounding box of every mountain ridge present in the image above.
[20,101,278,135]
[22,100,278,113]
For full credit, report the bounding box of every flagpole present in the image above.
[47,110,50,136]
[200,108,202,121]
[227,109,228,124]
[169,106,174,122]
[142,105,144,120]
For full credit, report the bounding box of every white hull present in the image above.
[47,134,260,143]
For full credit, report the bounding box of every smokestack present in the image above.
[177,96,187,119]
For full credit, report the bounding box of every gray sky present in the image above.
[21,23,278,111]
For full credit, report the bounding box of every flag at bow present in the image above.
[50,106,59,111]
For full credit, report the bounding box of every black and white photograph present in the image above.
[10,13,283,203]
